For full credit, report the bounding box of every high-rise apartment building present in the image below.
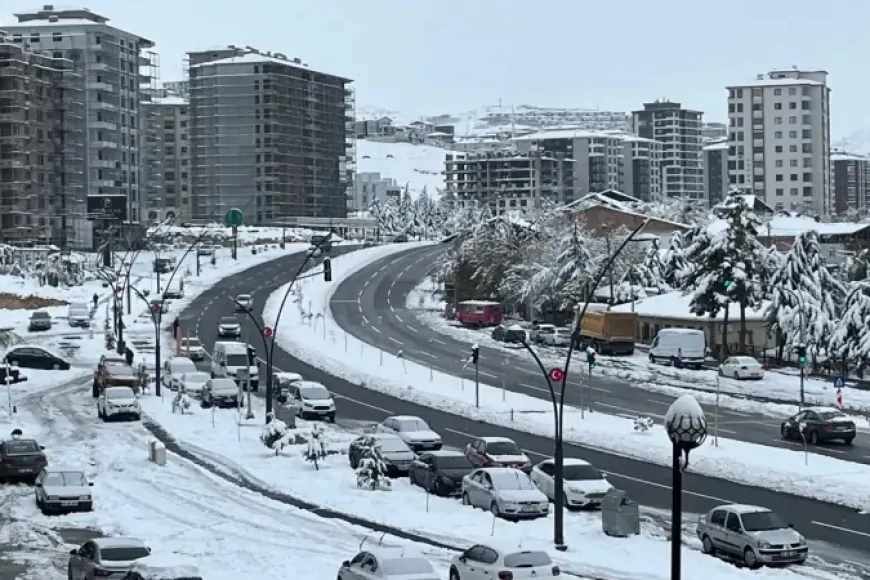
[0,32,84,246]
[702,140,729,207]
[831,152,870,217]
[142,93,191,221]
[513,129,663,201]
[726,69,831,214]
[632,101,704,200]
[187,46,355,223]
[4,6,157,247]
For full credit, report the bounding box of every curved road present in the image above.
[178,246,870,562]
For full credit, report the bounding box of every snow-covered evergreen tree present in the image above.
[303,424,327,470]
[661,231,689,289]
[552,224,597,309]
[613,264,648,304]
[354,435,391,490]
[638,238,669,293]
[259,414,292,456]
[831,282,870,372]
[171,391,192,415]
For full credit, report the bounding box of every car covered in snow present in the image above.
[68,537,151,579]
[97,386,141,421]
[121,553,202,580]
[338,547,438,580]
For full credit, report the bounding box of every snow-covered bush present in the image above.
[104,315,115,350]
[303,424,327,469]
[259,413,291,456]
[171,391,192,415]
[633,416,654,432]
[354,435,391,490]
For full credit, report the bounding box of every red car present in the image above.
[455,300,503,328]
[464,436,532,472]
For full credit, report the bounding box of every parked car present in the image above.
[162,283,184,300]
[149,298,168,314]
[286,381,336,422]
[461,467,549,520]
[465,436,532,472]
[196,245,214,257]
[338,547,438,580]
[780,407,856,445]
[0,434,47,483]
[163,357,198,391]
[348,433,416,475]
[491,324,527,344]
[68,537,151,579]
[455,300,503,328]
[648,328,705,369]
[177,371,210,397]
[27,311,52,332]
[122,555,203,580]
[696,504,808,567]
[97,386,141,422]
[35,469,94,514]
[4,345,70,371]
[449,545,560,580]
[201,378,240,408]
[67,303,91,328]
[178,337,206,361]
[272,372,303,401]
[409,450,475,496]
[375,415,442,452]
[542,327,572,347]
[153,257,173,273]
[217,316,242,339]
[234,294,253,312]
[719,356,764,380]
[530,458,613,509]
[94,362,138,397]
[530,323,556,343]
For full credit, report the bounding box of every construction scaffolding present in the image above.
[0,38,84,247]
[188,46,353,222]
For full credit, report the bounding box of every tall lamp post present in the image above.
[128,284,164,397]
[664,394,708,580]
[518,218,649,550]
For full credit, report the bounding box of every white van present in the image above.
[648,328,706,369]
[163,356,198,390]
[211,341,259,390]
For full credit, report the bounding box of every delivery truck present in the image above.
[573,306,637,355]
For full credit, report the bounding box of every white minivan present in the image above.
[211,341,259,390]
[648,328,706,369]
[163,356,198,391]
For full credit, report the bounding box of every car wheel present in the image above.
[844,437,854,445]
[449,567,461,580]
[743,547,759,568]
[809,431,819,445]
[490,502,500,517]
[52,363,60,371]
[718,368,724,377]
[67,564,73,580]
[461,492,471,506]
[648,354,655,364]
[701,535,716,555]
[780,424,789,439]
[733,371,740,379]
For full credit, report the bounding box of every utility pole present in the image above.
[471,344,480,408]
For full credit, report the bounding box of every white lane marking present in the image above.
[389,305,395,312]
[520,382,561,397]
[387,336,402,345]
[420,352,437,359]
[406,326,418,333]
[430,338,446,345]
[517,367,540,376]
[361,315,369,325]
[773,439,847,455]
[394,314,403,323]
[811,521,870,538]
[370,326,381,334]
[363,279,369,287]
[478,371,497,379]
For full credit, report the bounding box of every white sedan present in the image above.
[177,371,210,397]
[339,547,439,580]
[97,386,141,421]
[450,544,560,580]
[530,458,613,509]
[376,415,442,452]
[719,356,764,380]
[541,327,572,347]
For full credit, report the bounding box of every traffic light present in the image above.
[587,351,596,370]
[247,345,257,367]
[323,257,332,282]
[795,345,807,366]
[471,345,479,365]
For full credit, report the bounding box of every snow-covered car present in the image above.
[542,327,572,347]
[177,371,210,397]
[163,357,197,391]
[719,356,764,380]
[178,337,206,361]
[461,467,549,519]
[287,381,336,422]
[530,457,613,508]
[338,547,439,580]
[450,545,560,579]
[465,436,532,472]
[375,415,442,452]
[529,323,556,343]
[97,386,141,421]
[121,554,203,580]
[28,310,52,332]
[35,469,93,514]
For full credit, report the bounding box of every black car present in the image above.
[491,324,527,344]
[347,433,416,476]
[409,450,475,496]
[201,378,240,409]
[4,346,70,371]
[781,407,856,445]
[28,311,52,332]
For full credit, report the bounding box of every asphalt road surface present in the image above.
[175,245,870,560]
[334,244,870,468]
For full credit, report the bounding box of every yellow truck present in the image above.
[573,306,637,355]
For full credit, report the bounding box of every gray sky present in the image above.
[2,0,864,136]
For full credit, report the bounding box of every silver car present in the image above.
[338,547,439,580]
[461,467,549,520]
[697,504,808,567]
[35,469,93,514]
[68,537,151,579]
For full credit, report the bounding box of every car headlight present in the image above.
[304,402,313,407]
[79,495,90,501]
[758,540,771,549]
[567,486,583,494]
[797,536,807,545]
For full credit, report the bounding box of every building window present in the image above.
[774,103,782,110]
[789,87,797,95]
[52,33,62,42]
[803,157,812,168]
[775,188,784,196]
[789,145,798,153]
[775,145,783,153]
[789,116,797,124]
[775,131,783,139]
[803,172,813,182]
[803,186,813,197]
[775,159,783,168]
[790,159,798,167]
[773,88,782,96]
[790,187,798,195]
[802,143,813,153]
[790,173,798,181]
[774,116,783,124]
[789,131,797,138]
[776,174,784,182]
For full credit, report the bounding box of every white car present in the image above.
[376,415,442,452]
[35,469,94,514]
[450,545,559,580]
[530,458,613,509]
[178,337,206,361]
[97,386,140,421]
[529,323,556,343]
[461,467,549,520]
[234,294,253,312]
[542,327,572,347]
[177,371,210,397]
[339,547,439,580]
[288,381,336,422]
[719,356,764,380]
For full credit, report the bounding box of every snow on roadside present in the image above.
[264,244,870,510]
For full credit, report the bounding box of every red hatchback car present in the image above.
[465,436,532,472]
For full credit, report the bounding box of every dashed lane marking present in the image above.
[387,336,402,345]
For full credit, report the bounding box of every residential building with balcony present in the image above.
[831,152,870,217]
[142,94,191,221]
[703,139,729,206]
[349,172,401,212]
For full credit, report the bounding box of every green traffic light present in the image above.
[799,356,807,364]
[724,280,732,288]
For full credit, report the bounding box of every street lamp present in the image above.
[664,394,708,580]
[128,284,164,397]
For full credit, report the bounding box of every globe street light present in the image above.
[664,394,707,580]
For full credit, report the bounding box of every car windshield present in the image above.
[100,546,150,561]
[237,295,251,301]
[43,471,86,486]
[211,380,237,392]
[380,558,433,575]
[226,354,248,367]
[299,385,330,399]
[741,511,786,532]
[563,464,603,480]
[220,318,238,325]
[486,441,520,455]
[490,470,536,490]
[818,411,846,420]
[106,387,135,399]
[33,312,49,319]
[375,437,409,453]
[108,367,135,377]
[435,455,473,469]
[735,357,757,364]
[184,372,209,384]
[182,338,201,347]
[503,551,552,568]
[398,418,429,432]
[5,439,39,454]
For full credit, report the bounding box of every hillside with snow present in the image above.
[356,139,448,198]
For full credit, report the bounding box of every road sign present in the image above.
[225,208,244,228]
[834,376,845,388]
[548,367,565,382]
[263,326,273,338]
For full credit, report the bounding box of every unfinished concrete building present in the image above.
[0,33,84,247]
[187,46,355,222]
[142,92,191,221]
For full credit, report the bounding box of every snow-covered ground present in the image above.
[357,139,449,198]
[0,378,452,579]
[262,244,870,510]
[145,223,336,244]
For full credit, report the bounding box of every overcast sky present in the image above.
[2,0,864,136]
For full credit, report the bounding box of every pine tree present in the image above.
[552,224,596,309]
[355,435,391,490]
[613,264,648,304]
[638,238,669,293]
[662,231,689,290]
[831,282,870,373]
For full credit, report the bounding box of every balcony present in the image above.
[91,141,119,149]
[93,179,115,188]
[87,82,115,92]
[91,101,118,112]
[91,121,118,131]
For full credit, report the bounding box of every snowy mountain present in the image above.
[356,139,448,199]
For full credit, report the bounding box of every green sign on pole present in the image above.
[225,208,244,228]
